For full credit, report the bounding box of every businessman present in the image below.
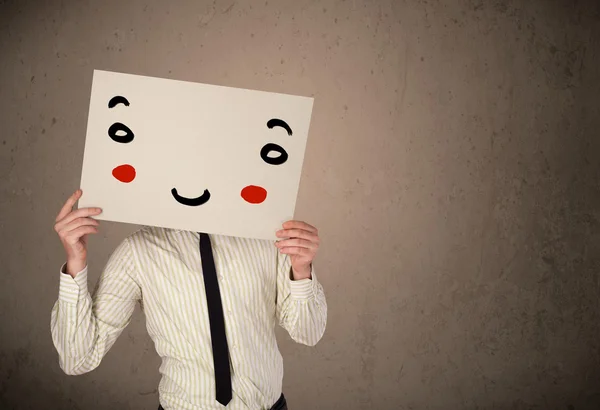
[51,189,327,410]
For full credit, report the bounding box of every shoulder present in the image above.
[124,225,179,249]
[216,234,274,248]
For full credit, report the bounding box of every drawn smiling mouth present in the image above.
[171,188,211,206]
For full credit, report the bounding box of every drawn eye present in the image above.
[108,122,134,144]
[260,143,288,165]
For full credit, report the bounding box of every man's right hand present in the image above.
[54,189,102,277]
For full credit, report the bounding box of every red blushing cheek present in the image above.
[112,164,136,183]
[241,185,267,204]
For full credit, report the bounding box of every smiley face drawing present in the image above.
[79,70,313,240]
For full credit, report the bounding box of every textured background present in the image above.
[1,0,599,409]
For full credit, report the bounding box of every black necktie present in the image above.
[199,233,232,406]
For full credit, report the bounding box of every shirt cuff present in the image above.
[289,266,318,300]
[58,263,89,304]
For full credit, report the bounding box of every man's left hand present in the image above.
[275,220,320,280]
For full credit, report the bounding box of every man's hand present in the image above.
[275,220,320,280]
[54,189,102,277]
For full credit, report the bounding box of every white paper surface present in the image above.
[78,70,313,240]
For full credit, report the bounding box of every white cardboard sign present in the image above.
[78,70,313,240]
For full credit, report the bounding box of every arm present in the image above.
[50,237,141,375]
[275,221,327,346]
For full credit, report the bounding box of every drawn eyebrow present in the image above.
[266,118,292,136]
[108,96,130,108]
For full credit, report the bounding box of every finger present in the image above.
[63,225,98,245]
[275,238,317,250]
[56,189,82,222]
[276,228,319,242]
[55,207,102,230]
[59,217,100,237]
[282,220,318,234]
[278,246,313,257]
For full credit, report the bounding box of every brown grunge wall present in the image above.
[1,0,599,409]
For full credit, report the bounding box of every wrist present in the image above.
[65,258,86,278]
[291,265,312,280]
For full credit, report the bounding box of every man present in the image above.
[51,189,327,410]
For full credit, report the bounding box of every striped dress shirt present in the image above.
[50,226,327,409]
